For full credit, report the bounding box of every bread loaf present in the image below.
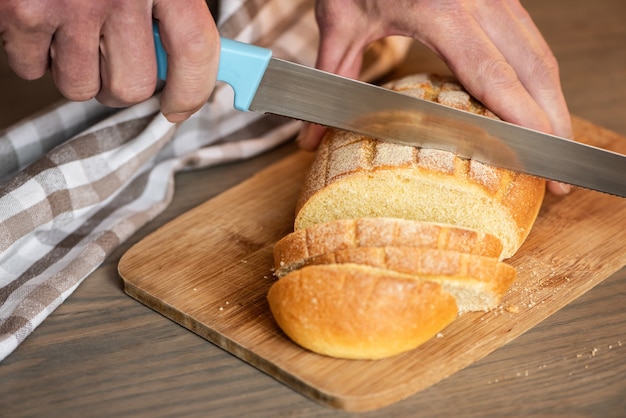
[274,217,504,277]
[294,74,545,259]
[267,264,458,360]
[300,247,516,313]
[268,73,546,360]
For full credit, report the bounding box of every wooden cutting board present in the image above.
[118,117,626,412]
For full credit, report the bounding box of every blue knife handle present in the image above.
[152,23,272,111]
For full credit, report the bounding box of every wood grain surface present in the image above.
[118,117,626,411]
[2,1,626,417]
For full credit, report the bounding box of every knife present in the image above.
[152,26,625,197]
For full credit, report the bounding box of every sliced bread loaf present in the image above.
[268,73,546,360]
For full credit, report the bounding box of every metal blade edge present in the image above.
[250,58,625,197]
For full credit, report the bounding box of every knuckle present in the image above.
[529,48,560,79]
[478,58,519,95]
[7,0,48,30]
[180,32,216,65]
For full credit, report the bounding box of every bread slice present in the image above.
[300,246,516,313]
[273,217,504,277]
[294,74,545,259]
[267,264,458,360]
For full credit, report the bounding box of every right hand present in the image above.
[0,0,219,123]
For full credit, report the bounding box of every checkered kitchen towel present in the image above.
[0,0,411,360]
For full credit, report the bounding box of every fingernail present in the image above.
[554,182,571,195]
[164,111,191,123]
[296,123,310,146]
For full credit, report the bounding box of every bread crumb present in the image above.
[505,304,519,313]
[436,333,444,338]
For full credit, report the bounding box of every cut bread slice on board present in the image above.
[274,217,504,277]
[301,246,516,313]
[267,263,458,360]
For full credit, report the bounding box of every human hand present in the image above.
[299,0,572,195]
[0,0,219,123]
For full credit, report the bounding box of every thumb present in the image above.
[153,0,219,122]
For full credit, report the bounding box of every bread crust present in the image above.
[274,217,504,277]
[294,74,545,259]
[267,264,458,360]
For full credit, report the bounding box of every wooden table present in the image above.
[1,1,625,416]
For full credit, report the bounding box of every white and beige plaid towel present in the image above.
[0,0,410,361]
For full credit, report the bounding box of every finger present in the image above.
[314,0,375,79]
[314,32,365,79]
[2,30,53,80]
[547,181,571,195]
[297,123,328,151]
[423,16,555,134]
[475,1,572,138]
[153,0,219,122]
[0,10,54,80]
[49,22,101,101]
[420,16,571,195]
[475,3,573,196]
[98,9,156,107]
